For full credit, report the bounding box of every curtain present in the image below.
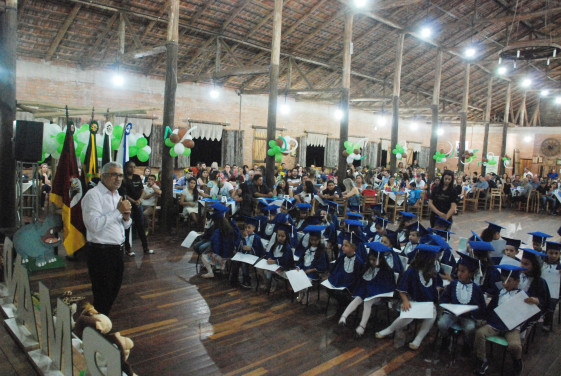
[366,141,379,168]
[381,139,391,151]
[420,146,431,169]
[325,138,339,168]
[221,130,244,166]
[298,136,307,166]
[408,142,422,153]
[188,123,223,141]
[115,117,152,136]
[306,133,327,147]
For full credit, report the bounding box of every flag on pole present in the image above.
[101,122,113,167]
[83,120,99,185]
[50,123,86,256]
[115,122,132,166]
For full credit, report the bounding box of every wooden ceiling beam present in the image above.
[80,12,119,67]
[284,0,329,37]
[177,36,216,79]
[371,0,425,11]
[221,0,252,32]
[289,9,343,53]
[475,7,561,24]
[121,12,143,50]
[45,3,81,61]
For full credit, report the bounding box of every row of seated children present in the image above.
[191,202,561,375]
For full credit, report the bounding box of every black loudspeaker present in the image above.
[15,120,44,162]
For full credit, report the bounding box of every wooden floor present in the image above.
[3,208,561,376]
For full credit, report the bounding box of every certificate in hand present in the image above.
[321,279,345,290]
[285,270,312,292]
[494,291,540,330]
[254,259,281,272]
[542,267,561,299]
[399,301,435,319]
[181,231,201,248]
[440,303,479,316]
[232,253,259,265]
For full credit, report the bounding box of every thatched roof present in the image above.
[14,0,561,124]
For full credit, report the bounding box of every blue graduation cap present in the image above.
[342,230,366,245]
[262,204,280,214]
[428,227,455,242]
[244,216,260,228]
[325,200,341,212]
[470,231,482,241]
[365,242,392,253]
[434,216,452,230]
[546,241,561,252]
[408,222,428,237]
[399,211,417,221]
[429,233,452,251]
[457,252,479,272]
[495,264,527,280]
[485,221,505,233]
[520,247,546,261]
[375,216,391,229]
[346,211,363,219]
[303,215,323,226]
[296,202,312,211]
[528,232,552,246]
[414,244,441,255]
[276,223,294,236]
[211,203,230,218]
[302,225,327,237]
[469,241,494,256]
[343,218,364,229]
[502,236,523,250]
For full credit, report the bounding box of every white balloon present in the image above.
[396,153,402,159]
[346,156,354,164]
[51,151,61,160]
[96,134,104,146]
[441,158,447,163]
[174,143,185,155]
[76,131,89,144]
[143,145,152,154]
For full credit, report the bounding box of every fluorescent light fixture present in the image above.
[378,115,387,127]
[410,121,419,130]
[521,78,532,88]
[210,88,220,99]
[541,89,550,97]
[354,0,368,8]
[464,47,476,59]
[112,73,124,87]
[437,128,444,136]
[420,26,432,39]
[334,109,344,120]
[280,103,290,115]
[497,66,507,75]
[524,135,532,143]
[555,96,561,104]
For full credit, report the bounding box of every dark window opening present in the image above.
[188,138,222,167]
[306,146,325,167]
[381,150,388,167]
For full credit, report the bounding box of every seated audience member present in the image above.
[287,168,301,188]
[179,177,199,225]
[207,170,235,198]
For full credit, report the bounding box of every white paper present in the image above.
[458,237,468,252]
[490,239,506,259]
[181,231,200,248]
[364,291,395,302]
[399,301,435,319]
[440,303,479,316]
[261,238,269,249]
[254,259,282,272]
[554,191,561,204]
[443,279,450,287]
[440,264,452,276]
[285,270,313,292]
[232,253,259,265]
[399,256,408,269]
[542,266,561,299]
[321,279,346,290]
[494,291,541,330]
[499,255,521,267]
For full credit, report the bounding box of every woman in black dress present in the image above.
[427,170,458,228]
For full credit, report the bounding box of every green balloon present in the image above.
[136,137,148,148]
[165,138,174,147]
[129,145,138,157]
[56,132,66,144]
[275,154,283,162]
[170,148,178,157]
[111,139,120,150]
[272,145,281,153]
[96,146,103,156]
[56,144,63,153]
[183,148,191,156]
[344,141,352,149]
[137,150,149,162]
[79,124,89,133]
[268,140,277,148]
[113,125,123,138]
[267,149,275,156]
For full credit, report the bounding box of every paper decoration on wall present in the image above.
[342,138,368,164]
[165,126,197,158]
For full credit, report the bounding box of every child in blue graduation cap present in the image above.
[396,212,418,245]
[365,216,391,243]
[259,223,295,291]
[337,218,367,257]
[293,202,313,231]
[432,215,452,231]
[428,233,457,283]
[339,242,396,338]
[200,203,239,279]
[501,237,522,261]
[230,217,266,288]
[528,231,552,253]
[474,265,528,376]
[437,252,486,351]
[376,244,441,350]
[469,241,502,297]
[402,223,427,259]
[326,232,366,308]
[542,241,561,331]
[259,204,280,240]
[295,225,329,303]
[519,248,550,322]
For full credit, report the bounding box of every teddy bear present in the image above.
[106,332,137,376]
[73,302,112,339]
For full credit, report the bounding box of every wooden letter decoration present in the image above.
[83,327,122,376]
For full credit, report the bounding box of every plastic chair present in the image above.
[486,335,508,376]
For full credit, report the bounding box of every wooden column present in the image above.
[499,82,511,176]
[390,33,405,172]
[481,76,493,175]
[457,63,470,173]
[337,11,353,184]
[160,0,179,232]
[519,90,527,127]
[428,49,442,181]
[0,0,17,230]
[265,0,283,188]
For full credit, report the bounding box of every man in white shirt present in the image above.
[410,175,425,189]
[287,168,301,188]
[82,162,132,315]
[142,174,161,231]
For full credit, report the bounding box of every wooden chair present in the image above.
[488,188,502,211]
[456,193,466,214]
[151,205,161,233]
[384,192,407,222]
[333,197,348,217]
[359,194,378,218]
[527,190,540,213]
[478,190,490,210]
[409,199,423,219]
[463,189,480,212]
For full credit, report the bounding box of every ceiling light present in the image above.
[524,135,532,143]
[521,78,532,88]
[541,89,550,97]
[555,96,561,104]
[112,73,124,87]
[497,66,508,75]
[420,26,432,39]
[437,128,444,136]
[378,115,387,127]
[354,0,368,8]
[410,121,419,130]
[210,88,220,99]
[334,109,344,121]
[464,47,476,59]
[280,103,290,115]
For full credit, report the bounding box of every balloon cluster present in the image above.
[460,149,478,165]
[164,127,196,158]
[392,144,407,160]
[479,153,498,166]
[432,151,448,163]
[267,137,299,162]
[342,139,367,164]
[41,122,151,163]
[502,156,513,169]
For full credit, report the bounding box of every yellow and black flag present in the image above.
[50,122,86,256]
[83,120,99,185]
